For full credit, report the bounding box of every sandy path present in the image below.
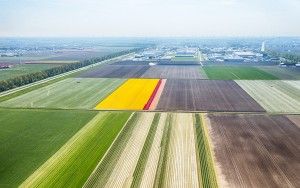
[103,112,155,188]
[149,79,166,110]
[164,113,200,188]
[139,113,167,188]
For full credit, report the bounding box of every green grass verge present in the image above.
[0,108,97,187]
[203,66,278,80]
[21,111,131,188]
[0,78,125,109]
[131,113,160,188]
[194,114,218,188]
[153,113,172,188]
[84,113,139,187]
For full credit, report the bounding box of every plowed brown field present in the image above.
[142,66,207,79]
[156,79,265,112]
[206,114,300,188]
[78,65,150,78]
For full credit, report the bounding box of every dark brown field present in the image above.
[156,79,265,112]
[287,115,300,128]
[111,60,151,65]
[77,65,150,78]
[206,114,300,188]
[141,65,207,79]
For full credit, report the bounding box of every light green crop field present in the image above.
[257,66,300,80]
[0,64,62,80]
[0,108,97,187]
[0,78,125,109]
[236,80,300,113]
[21,111,131,188]
[203,66,279,80]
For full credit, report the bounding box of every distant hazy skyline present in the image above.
[0,0,299,37]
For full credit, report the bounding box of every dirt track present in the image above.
[156,79,265,112]
[206,114,300,188]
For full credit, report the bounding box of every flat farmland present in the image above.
[0,108,97,187]
[236,80,300,113]
[163,113,200,188]
[78,65,150,78]
[0,64,62,80]
[141,65,207,79]
[203,66,278,80]
[0,78,125,109]
[206,114,300,187]
[258,66,300,80]
[287,115,300,128]
[156,79,265,112]
[111,60,151,66]
[21,111,131,188]
[101,113,154,188]
[95,79,160,110]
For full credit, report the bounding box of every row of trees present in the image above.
[267,50,300,64]
[0,48,142,92]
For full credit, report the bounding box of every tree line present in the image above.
[267,50,300,64]
[0,48,142,92]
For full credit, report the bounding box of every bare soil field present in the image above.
[111,60,151,65]
[156,79,265,112]
[142,65,207,79]
[206,114,300,188]
[78,65,150,78]
[286,115,300,128]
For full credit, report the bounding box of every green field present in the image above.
[258,66,300,80]
[21,111,131,187]
[194,114,218,188]
[0,78,125,109]
[0,64,62,80]
[203,66,278,80]
[0,108,97,187]
[236,80,300,113]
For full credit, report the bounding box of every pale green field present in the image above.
[0,78,125,109]
[236,80,300,113]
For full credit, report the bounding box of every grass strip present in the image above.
[84,113,139,187]
[153,113,172,188]
[131,113,161,188]
[194,114,218,188]
[20,111,131,188]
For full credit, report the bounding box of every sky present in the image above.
[0,0,299,37]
